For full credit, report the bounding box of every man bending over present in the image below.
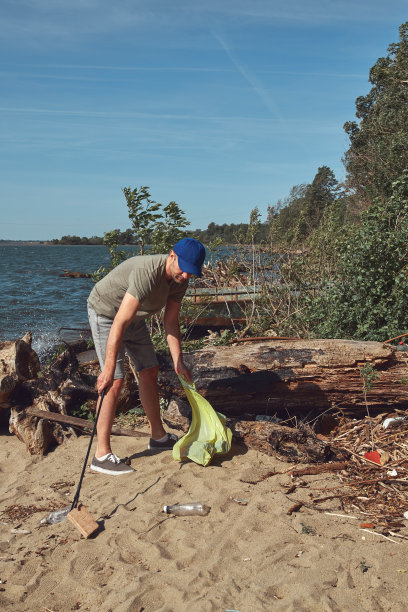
[87,237,206,475]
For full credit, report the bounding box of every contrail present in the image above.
[212,29,309,151]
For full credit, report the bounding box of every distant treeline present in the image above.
[50,222,273,246]
[51,229,135,245]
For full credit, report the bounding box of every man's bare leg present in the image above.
[95,378,123,457]
[138,366,167,440]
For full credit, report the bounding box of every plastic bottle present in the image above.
[163,502,210,516]
[40,505,71,525]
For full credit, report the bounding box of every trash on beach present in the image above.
[10,528,31,534]
[363,449,390,465]
[173,375,232,466]
[40,505,71,525]
[387,469,398,477]
[383,416,407,429]
[163,503,210,516]
[288,502,304,515]
[403,511,408,521]
[300,522,316,535]
[364,450,382,464]
[231,498,249,506]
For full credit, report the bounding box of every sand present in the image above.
[1,422,408,612]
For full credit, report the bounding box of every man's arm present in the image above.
[163,297,192,383]
[97,292,140,393]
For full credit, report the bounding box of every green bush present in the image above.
[307,171,408,340]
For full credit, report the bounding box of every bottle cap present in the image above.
[163,505,169,513]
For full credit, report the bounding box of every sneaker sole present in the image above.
[90,464,135,475]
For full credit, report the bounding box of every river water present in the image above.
[1,243,277,360]
[0,244,128,359]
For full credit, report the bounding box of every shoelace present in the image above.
[107,453,120,464]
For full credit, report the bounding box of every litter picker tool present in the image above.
[41,390,106,538]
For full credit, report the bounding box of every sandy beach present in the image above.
[1,419,408,612]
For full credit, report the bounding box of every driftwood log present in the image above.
[2,335,137,454]
[157,338,408,462]
[158,338,408,417]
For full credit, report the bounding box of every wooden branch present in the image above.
[24,407,149,438]
[290,461,348,477]
[287,502,304,515]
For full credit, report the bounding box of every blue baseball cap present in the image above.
[173,238,206,277]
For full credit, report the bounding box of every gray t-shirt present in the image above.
[88,254,188,321]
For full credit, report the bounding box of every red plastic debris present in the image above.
[364,450,382,464]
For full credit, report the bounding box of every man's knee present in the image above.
[107,378,124,398]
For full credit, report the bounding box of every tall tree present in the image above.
[343,21,408,205]
[302,166,340,229]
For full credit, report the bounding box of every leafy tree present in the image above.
[343,21,408,204]
[91,229,129,282]
[246,206,262,245]
[308,171,408,340]
[302,166,340,230]
[269,167,341,248]
[118,228,136,245]
[122,186,162,255]
[150,201,190,253]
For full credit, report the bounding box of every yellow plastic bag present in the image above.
[172,376,232,466]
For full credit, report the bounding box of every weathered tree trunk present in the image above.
[0,332,40,410]
[158,338,408,417]
[6,340,136,455]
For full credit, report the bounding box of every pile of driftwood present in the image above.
[328,413,408,534]
[0,333,138,454]
[2,333,408,468]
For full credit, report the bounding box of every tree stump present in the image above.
[0,332,40,410]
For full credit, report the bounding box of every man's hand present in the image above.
[96,369,114,394]
[175,359,193,383]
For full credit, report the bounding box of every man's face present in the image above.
[169,253,192,284]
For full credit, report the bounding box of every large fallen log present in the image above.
[158,338,408,417]
[4,335,408,459]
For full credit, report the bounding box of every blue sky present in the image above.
[1,1,407,240]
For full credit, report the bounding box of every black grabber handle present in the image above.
[70,389,106,511]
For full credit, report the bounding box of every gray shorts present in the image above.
[87,303,159,379]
